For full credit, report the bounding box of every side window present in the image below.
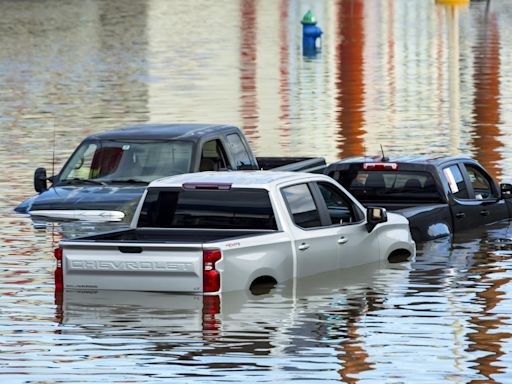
[282,184,322,228]
[442,165,468,199]
[67,143,98,179]
[465,164,496,199]
[226,134,253,169]
[200,140,228,171]
[317,182,361,225]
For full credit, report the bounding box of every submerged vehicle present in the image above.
[15,124,325,223]
[325,156,512,241]
[55,171,415,293]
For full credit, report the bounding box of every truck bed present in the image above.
[68,228,277,244]
[257,157,326,173]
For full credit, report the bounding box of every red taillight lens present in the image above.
[54,247,62,261]
[363,162,398,171]
[54,247,63,290]
[203,249,222,292]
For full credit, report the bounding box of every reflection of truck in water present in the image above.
[57,259,413,344]
[15,124,326,223]
[325,156,512,242]
[55,171,414,293]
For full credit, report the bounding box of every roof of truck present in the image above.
[149,171,330,189]
[329,155,477,167]
[83,124,241,141]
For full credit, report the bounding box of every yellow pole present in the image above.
[435,0,469,6]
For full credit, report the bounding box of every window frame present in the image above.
[311,181,365,227]
[280,182,324,230]
[442,164,470,200]
[199,138,229,171]
[280,180,364,230]
[462,163,499,200]
[225,133,254,170]
[137,187,278,230]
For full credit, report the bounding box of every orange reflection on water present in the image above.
[335,0,366,159]
[336,307,374,383]
[471,11,502,180]
[466,254,512,383]
[240,0,259,146]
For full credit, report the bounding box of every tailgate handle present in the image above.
[118,246,143,253]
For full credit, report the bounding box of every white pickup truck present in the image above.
[55,171,415,293]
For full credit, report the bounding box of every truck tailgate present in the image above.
[62,243,203,293]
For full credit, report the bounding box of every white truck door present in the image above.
[281,183,340,278]
[312,181,381,268]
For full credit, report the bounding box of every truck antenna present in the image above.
[380,144,389,162]
[52,119,56,180]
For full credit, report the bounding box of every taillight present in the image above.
[54,247,63,290]
[54,247,62,261]
[363,162,398,171]
[203,249,222,292]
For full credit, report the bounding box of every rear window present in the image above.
[333,170,442,202]
[137,188,277,230]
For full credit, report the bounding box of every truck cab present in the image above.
[56,171,415,293]
[325,156,512,241]
[15,124,325,224]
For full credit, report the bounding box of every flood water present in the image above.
[2,0,512,382]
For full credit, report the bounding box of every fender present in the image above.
[398,204,452,241]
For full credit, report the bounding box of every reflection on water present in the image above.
[5,224,511,383]
[2,0,512,382]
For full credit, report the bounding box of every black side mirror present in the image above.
[366,207,388,233]
[501,183,512,199]
[34,167,48,193]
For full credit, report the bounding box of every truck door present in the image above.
[281,183,341,278]
[443,163,506,232]
[461,162,508,225]
[443,164,474,232]
[312,181,381,268]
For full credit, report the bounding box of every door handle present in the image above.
[480,210,490,216]
[298,243,310,251]
[455,212,465,219]
[337,237,348,245]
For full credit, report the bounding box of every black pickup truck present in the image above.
[15,123,325,223]
[324,156,512,242]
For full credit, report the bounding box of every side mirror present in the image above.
[366,207,387,233]
[500,183,512,199]
[34,167,48,193]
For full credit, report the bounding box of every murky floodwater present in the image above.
[2,0,512,382]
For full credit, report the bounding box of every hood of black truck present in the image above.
[14,184,146,223]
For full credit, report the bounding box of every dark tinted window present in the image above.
[465,164,496,199]
[317,182,361,225]
[282,184,321,228]
[138,188,277,230]
[226,134,253,169]
[334,170,441,202]
[443,165,469,199]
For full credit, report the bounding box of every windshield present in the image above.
[58,140,193,184]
